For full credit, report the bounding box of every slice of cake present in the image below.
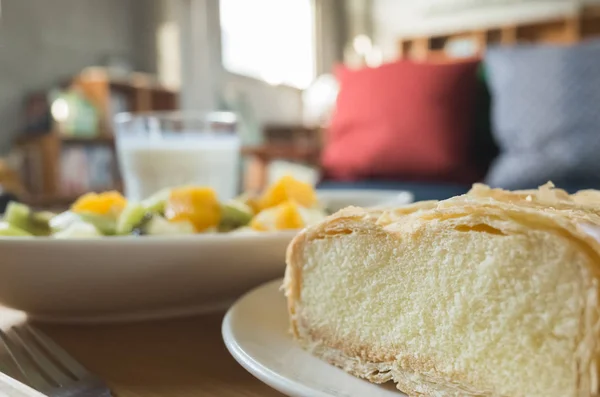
[284,183,600,397]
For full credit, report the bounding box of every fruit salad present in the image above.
[0,176,328,238]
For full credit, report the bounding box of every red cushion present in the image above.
[322,59,481,183]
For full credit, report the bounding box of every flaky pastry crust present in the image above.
[284,183,600,397]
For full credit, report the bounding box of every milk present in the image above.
[117,134,240,202]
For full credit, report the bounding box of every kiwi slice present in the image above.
[3,202,31,231]
[29,211,55,236]
[116,203,148,235]
[53,222,101,239]
[50,210,116,236]
[31,211,56,226]
[3,202,51,236]
[218,201,254,232]
[143,215,195,235]
[78,213,117,236]
[49,211,81,233]
[232,192,259,213]
[142,189,171,214]
[0,221,32,237]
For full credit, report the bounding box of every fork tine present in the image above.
[24,325,89,379]
[11,327,74,387]
[0,337,24,382]
[0,356,24,383]
[0,328,53,392]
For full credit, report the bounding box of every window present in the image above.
[219,0,316,89]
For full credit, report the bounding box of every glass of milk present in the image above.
[114,111,240,202]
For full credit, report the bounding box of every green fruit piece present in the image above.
[53,222,101,239]
[50,211,116,236]
[143,215,195,235]
[232,192,258,212]
[31,211,56,226]
[0,221,32,237]
[142,189,171,214]
[3,201,31,231]
[218,201,253,232]
[78,212,117,236]
[3,202,51,236]
[28,210,54,236]
[116,203,148,235]
[49,211,81,233]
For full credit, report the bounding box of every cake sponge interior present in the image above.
[296,222,589,397]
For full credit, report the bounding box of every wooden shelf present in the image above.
[14,68,179,210]
[23,182,124,210]
[23,194,81,208]
[74,67,179,116]
[17,133,115,146]
[397,5,600,60]
[13,132,123,209]
[61,135,115,145]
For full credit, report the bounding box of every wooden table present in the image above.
[0,309,284,397]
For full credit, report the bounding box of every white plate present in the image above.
[0,372,45,397]
[318,189,413,212]
[0,190,412,323]
[223,279,405,397]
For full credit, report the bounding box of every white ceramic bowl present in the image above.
[0,189,412,323]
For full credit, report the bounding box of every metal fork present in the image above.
[0,325,112,397]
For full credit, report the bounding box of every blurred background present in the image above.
[1,0,600,211]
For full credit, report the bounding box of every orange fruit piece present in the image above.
[71,191,127,217]
[274,201,305,230]
[249,218,268,232]
[257,175,317,210]
[250,201,305,231]
[164,187,221,232]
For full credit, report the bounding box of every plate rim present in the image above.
[222,279,405,397]
[316,188,412,198]
[0,230,299,244]
[222,279,336,397]
[28,297,236,324]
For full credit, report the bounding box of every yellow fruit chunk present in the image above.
[275,201,305,230]
[249,219,268,232]
[257,175,317,210]
[71,191,127,217]
[250,201,305,231]
[165,187,221,232]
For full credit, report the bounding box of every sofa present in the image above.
[317,40,600,201]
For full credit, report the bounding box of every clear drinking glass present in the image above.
[114,111,240,202]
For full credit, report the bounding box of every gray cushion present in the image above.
[484,40,600,190]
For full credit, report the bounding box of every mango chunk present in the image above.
[72,191,127,217]
[164,187,221,232]
[250,201,305,231]
[275,201,305,230]
[257,175,317,210]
